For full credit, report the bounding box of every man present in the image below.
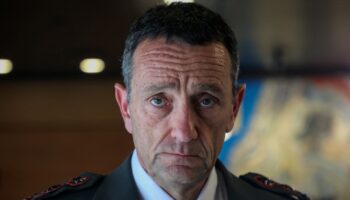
[26,2,309,200]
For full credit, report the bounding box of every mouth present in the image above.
[164,152,198,157]
[162,152,201,158]
[157,152,205,169]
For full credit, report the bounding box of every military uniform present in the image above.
[25,155,309,200]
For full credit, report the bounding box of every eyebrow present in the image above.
[142,82,225,99]
[193,83,224,98]
[143,83,177,93]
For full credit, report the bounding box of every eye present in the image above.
[150,96,166,107]
[199,96,216,108]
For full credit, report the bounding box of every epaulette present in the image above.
[239,172,310,200]
[24,172,104,200]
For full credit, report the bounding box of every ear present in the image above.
[226,84,246,132]
[114,83,133,134]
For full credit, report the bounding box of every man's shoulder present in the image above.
[24,172,105,200]
[215,161,310,200]
[24,155,138,200]
[238,172,310,200]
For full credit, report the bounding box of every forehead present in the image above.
[131,38,232,91]
[133,38,231,66]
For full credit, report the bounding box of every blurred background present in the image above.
[0,0,349,199]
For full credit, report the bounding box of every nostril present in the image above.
[171,126,198,142]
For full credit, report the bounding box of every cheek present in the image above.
[131,103,170,150]
[208,126,226,151]
[213,131,225,153]
[200,114,228,156]
[203,113,229,134]
[144,103,170,122]
[133,101,160,127]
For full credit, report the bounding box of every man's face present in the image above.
[116,38,243,187]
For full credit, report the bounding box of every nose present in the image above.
[170,103,198,142]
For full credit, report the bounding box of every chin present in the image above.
[161,165,207,185]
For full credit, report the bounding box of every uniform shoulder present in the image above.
[239,172,310,200]
[24,172,104,200]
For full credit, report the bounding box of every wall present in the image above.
[0,79,134,200]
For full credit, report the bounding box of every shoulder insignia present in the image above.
[239,172,310,200]
[24,184,63,200]
[65,176,90,187]
[24,172,103,200]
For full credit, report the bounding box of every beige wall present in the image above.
[0,79,134,200]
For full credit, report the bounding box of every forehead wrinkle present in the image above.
[141,49,225,60]
[189,75,225,90]
[136,67,226,93]
[142,82,177,94]
[135,70,179,91]
[137,65,227,87]
[133,39,232,95]
[142,65,227,75]
[140,39,227,55]
[141,41,222,54]
[140,50,227,67]
[141,46,186,57]
[138,44,229,67]
[135,38,231,63]
[142,59,226,69]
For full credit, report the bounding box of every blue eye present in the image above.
[199,97,215,108]
[150,97,165,107]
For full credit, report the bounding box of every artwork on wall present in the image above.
[220,76,350,199]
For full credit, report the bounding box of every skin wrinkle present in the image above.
[142,51,225,60]
[139,42,228,67]
[137,68,224,98]
[138,65,227,91]
[142,66,225,74]
[147,95,213,193]
[115,37,244,200]
[141,42,226,58]
[140,51,226,65]
[141,59,226,68]
[137,39,226,193]
[140,74,225,89]
[142,82,225,97]
[139,50,226,67]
